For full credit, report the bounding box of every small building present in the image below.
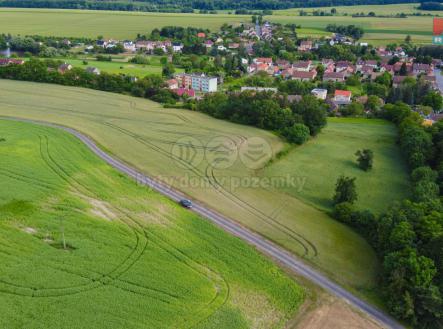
[0,58,24,66]
[292,60,312,72]
[413,63,432,75]
[291,70,317,81]
[166,79,178,89]
[172,42,184,52]
[58,63,72,74]
[197,32,206,38]
[311,88,328,100]
[172,88,195,98]
[298,40,313,51]
[253,57,273,65]
[323,71,346,82]
[123,41,136,52]
[392,75,408,87]
[334,90,352,105]
[86,67,100,75]
[241,87,278,92]
[204,40,214,48]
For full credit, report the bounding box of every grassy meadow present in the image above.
[265,118,410,213]
[0,7,433,45]
[0,79,411,302]
[0,119,304,328]
[46,57,184,77]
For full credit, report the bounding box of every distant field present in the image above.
[269,14,432,45]
[265,118,410,214]
[0,79,403,304]
[0,119,304,328]
[275,3,439,15]
[0,7,432,45]
[0,8,249,39]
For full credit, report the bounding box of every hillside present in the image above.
[0,119,304,328]
[0,79,411,303]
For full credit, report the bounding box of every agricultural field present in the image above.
[0,8,249,39]
[0,7,433,45]
[0,79,411,303]
[275,3,439,16]
[0,119,304,328]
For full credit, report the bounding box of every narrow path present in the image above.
[3,117,404,329]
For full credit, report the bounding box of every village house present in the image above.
[172,88,195,98]
[292,61,312,72]
[172,42,184,52]
[392,75,409,87]
[86,67,100,75]
[204,40,214,48]
[123,41,136,52]
[422,75,438,89]
[298,40,313,52]
[311,88,328,100]
[0,58,24,66]
[253,57,273,65]
[356,59,378,71]
[58,63,72,74]
[333,90,352,105]
[291,70,317,81]
[335,61,355,75]
[241,87,278,92]
[323,71,346,82]
[413,63,432,76]
[166,78,178,90]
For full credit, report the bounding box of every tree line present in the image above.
[195,91,327,145]
[333,102,443,328]
[0,59,178,103]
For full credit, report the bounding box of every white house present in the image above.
[311,88,328,100]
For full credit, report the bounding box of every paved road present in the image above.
[6,117,403,329]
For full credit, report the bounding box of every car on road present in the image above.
[179,199,193,208]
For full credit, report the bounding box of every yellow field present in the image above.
[0,7,433,45]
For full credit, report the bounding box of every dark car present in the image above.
[179,199,193,209]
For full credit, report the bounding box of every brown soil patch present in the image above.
[291,295,382,329]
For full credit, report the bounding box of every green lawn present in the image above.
[52,57,184,77]
[0,119,304,328]
[0,7,433,45]
[0,79,403,302]
[265,118,410,214]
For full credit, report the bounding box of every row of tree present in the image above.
[195,91,327,144]
[0,59,178,104]
[333,102,443,328]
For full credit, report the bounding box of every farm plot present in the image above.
[0,79,399,300]
[0,119,304,328]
